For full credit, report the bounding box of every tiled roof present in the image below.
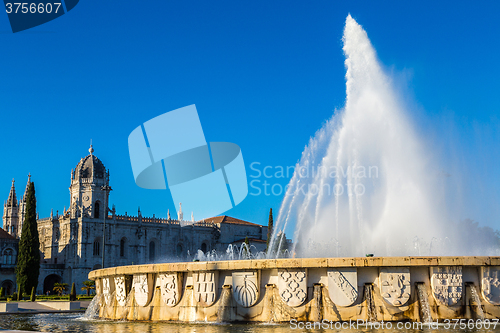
[203,215,262,227]
[0,228,14,240]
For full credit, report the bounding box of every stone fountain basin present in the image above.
[88,256,500,322]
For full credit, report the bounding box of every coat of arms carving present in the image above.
[430,266,463,306]
[194,271,218,306]
[133,273,153,307]
[232,271,259,307]
[102,277,114,305]
[328,268,358,306]
[379,267,411,306]
[481,266,500,305]
[158,273,182,306]
[114,276,128,306]
[278,268,307,307]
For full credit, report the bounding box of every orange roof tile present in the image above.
[0,228,14,240]
[202,215,262,227]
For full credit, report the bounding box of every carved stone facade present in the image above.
[2,146,269,295]
[379,267,411,306]
[481,266,500,305]
[431,266,463,306]
[278,268,307,307]
[328,268,358,306]
[232,271,259,307]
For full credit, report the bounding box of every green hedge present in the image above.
[0,294,94,301]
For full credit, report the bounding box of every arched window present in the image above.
[93,239,101,256]
[120,238,126,257]
[3,249,13,265]
[149,241,156,261]
[94,201,100,219]
[201,243,207,253]
[176,244,183,257]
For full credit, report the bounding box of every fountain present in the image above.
[86,15,500,323]
[416,283,432,323]
[268,14,499,258]
[469,283,485,320]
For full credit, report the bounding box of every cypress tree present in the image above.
[266,208,273,252]
[15,181,40,296]
[243,236,250,259]
[70,282,76,301]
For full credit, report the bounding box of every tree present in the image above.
[53,283,68,296]
[266,208,273,252]
[70,282,76,301]
[17,283,21,301]
[30,286,36,302]
[81,280,95,296]
[15,181,40,296]
[242,236,250,259]
[0,287,4,297]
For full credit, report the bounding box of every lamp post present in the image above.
[101,184,112,269]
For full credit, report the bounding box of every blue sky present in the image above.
[1,1,499,230]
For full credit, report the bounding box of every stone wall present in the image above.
[89,256,500,322]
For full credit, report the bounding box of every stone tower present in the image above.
[3,179,19,237]
[69,145,111,219]
[17,174,31,238]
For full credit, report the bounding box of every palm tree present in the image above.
[53,283,68,296]
[81,280,95,296]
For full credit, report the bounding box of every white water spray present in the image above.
[269,15,449,257]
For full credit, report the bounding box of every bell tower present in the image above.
[3,179,19,237]
[69,145,111,219]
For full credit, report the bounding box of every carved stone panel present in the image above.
[379,267,411,306]
[328,268,358,306]
[158,273,182,306]
[133,273,154,307]
[102,277,115,305]
[481,266,500,305]
[194,271,218,306]
[232,271,259,307]
[114,276,128,306]
[278,268,307,307]
[430,266,463,306]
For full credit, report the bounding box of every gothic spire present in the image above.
[6,179,17,207]
[21,173,31,202]
[177,203,183,221]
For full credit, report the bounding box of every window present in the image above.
[120,238,126,257]
[94,201,100,219]
[149,241,155,261]
[176,244,183,257]
[93,239,101,256]
[3,249,13,265]
[201,243,207,253]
